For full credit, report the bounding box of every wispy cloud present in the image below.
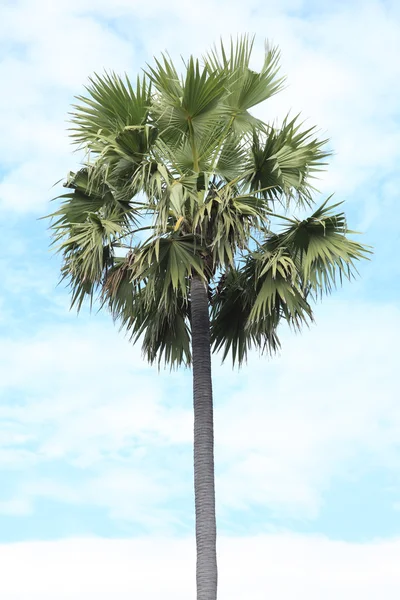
[1,300,399,530]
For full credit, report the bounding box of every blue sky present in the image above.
[1,0,400,597]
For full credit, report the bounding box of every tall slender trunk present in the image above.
[190,274,218,600]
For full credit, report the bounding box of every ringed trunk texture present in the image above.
[190,274,218,600]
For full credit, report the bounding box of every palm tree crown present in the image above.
[49,37,368,366]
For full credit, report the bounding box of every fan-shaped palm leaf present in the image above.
[210,267,281,365]
[102,255,192,367]
[206,35,285,124]
[245,115,330,207]
[271,199,371,294]
[70,72,151,150]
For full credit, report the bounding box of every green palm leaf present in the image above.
[246,116,330,207]
[210,267,281,365]
[272,199,371,294]
[147,54,228,154]
[205,36,285,134]
[70,72,151,151]
[102,255,192,367]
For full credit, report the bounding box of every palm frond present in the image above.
[205,36,285,133]
[70,72,151,151]
[55,213,121,310]
[215,134,248,181]
[140,301,192,367]
[102,254,192,367]
[272,199,372,295]
[245,247,314,329]
[245,115,330,207]
[210,267,281,365]
[147,54,228,157]
[193,182,270,267]
[47,168,137,229]
[131,234,206,306]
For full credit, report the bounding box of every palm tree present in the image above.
[46,36,369,600]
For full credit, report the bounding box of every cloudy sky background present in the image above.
[0,0,399,597]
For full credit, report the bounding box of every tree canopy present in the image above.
[47,35,369,368]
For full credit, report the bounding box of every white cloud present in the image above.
[0,497,31,516]
[0,298,399,522]
[1,534,400,599]
[0,0,138,214]
[215,299,400,517]
[1,0,399,221]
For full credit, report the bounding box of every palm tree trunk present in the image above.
[190,274,218,600]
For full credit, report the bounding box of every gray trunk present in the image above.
[190,274,218,600]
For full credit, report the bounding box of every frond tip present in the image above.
[245,115,331,208]
[69,72,151,151]
[272,199,372,295]
[211,267,284,366]
[101,255,192,368]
